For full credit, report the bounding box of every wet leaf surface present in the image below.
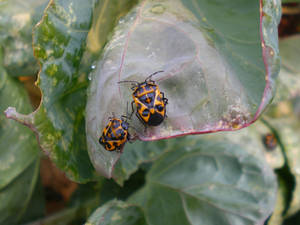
[129,137,277,225]
[86,0,281,177]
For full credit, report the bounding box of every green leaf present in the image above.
[205,119,284,169]
[0,159,40,225]
[0,50,43,224]
[5,0,140,182]
[5,0,100,182]
[85,200,146,225]
[86,0,281,177]
[0,51,38,187]
[113,118,284,185]
[129,137,277,225]
[112,138,181,185]
[274,35,300,103]
[19,177,46,224]
[0,0,48,76]
[67,170,147,224]
[0,72,39,189]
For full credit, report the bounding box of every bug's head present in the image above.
[99,136,104,145]
[121,120,129,130]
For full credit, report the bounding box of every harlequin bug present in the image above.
[99,116,131,152]
[262,133,277,151]
[119,71,168,126]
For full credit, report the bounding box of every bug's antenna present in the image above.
[118,80,139,85]
[120,102,129,121]
[108,112,116,120]
[145,70,164,82]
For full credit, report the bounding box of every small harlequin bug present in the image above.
[119,71,168,126]
[262,133,277,151]
[99,116,131,152]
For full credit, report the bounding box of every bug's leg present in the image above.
[127,132,132,143]
[160,92,168,118]
[127,129,139,143]
[126,101,129,118]
[121,115,131,121]
[136,112,145,125]
[128,125,138,133]
[116,147,122,153]
[116,146,122,153]
[165,112,168,118]
[164,98,168,105]
[161,92,168,105]
[121,101,133,121]
[130,101,135,119]
[136,112,147,132]
[112,140,122,153]
[131,83,139,90]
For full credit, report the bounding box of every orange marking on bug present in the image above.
[145,97,152,104]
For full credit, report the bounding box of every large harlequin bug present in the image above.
[99,116,131,152]
[119,71,168,126]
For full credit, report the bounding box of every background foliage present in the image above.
[1,0,300,225]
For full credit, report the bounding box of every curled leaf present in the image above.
[86,0,281,177]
